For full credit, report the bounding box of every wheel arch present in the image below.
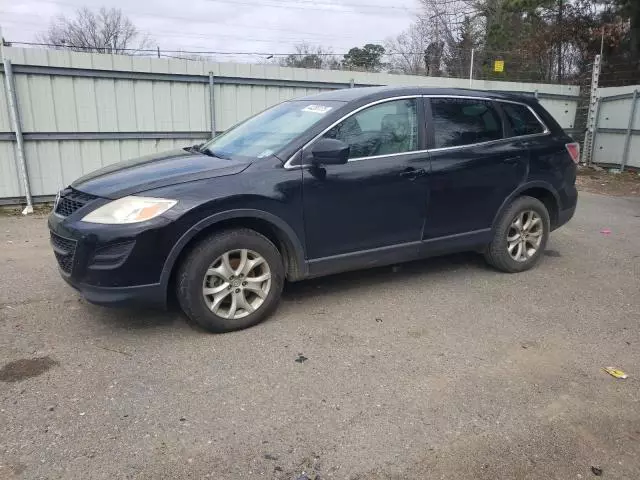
[160,209,307,302]
[492,182,560,232]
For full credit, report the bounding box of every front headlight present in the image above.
[81,196,177,224]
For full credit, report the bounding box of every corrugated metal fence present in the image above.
[1,47,581,204]
[590,85,640,170]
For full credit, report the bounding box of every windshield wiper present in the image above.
[184,143,204,153]
[200,147,231,160]
[184,143,230,159]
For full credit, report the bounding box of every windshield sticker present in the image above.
[257,149,274,158]
[302,105,333,114]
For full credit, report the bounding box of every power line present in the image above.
[4,41,330,55]
[7,41,573,58]
[203,0,419,13]
[5,41,349,55]
[1,1,416,52]
[15,0,420,17]
[228,0,417,15]
[2,19,379,47]
[0,10,375,41]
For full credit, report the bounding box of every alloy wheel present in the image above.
[202,249,272,319]
[506,210,544,262]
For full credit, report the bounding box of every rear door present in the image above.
[423,96,529,241]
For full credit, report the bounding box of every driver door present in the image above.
[301,97,430,275]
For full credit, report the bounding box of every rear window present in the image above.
[431,98,503,148]
[501,102,545,137]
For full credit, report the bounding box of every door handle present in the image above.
[503,156,522,163]
[400,167,426,180]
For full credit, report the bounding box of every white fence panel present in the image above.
[0,142,21,198]
[592,85,640,169]
[0,47,581,202]
[0,71,12,132]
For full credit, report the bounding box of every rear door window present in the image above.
[501,102,546,137]
[430,98,503,148]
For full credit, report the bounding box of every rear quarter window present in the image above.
[501,103,546,137]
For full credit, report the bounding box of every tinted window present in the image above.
[431,98,502,148]
[501,102,545,136]
[323,98,418,159]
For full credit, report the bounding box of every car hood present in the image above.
[71,148,251,199]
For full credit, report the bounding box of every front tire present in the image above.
[484,196,550,273]
[177,229,285,333]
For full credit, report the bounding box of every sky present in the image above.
[1,0,420,61]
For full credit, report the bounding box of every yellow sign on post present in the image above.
[494,60,504,72]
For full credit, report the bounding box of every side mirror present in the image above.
[310,138,350,166]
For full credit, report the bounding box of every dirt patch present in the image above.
[576,167,640,196]
[0,462,27,478]
[0,356,59,382]
[0,203,53,216]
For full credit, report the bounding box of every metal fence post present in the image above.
[588,96,602,164]
[621,88,638,172]
[2,58,33,213]
[208,71,216,138]
[582,54,601,165]
[469,48,474,87]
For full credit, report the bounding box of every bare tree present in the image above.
[385,19,432,74]
[422,0,477,44]
[279,42,340,69]
[38,7,152,54]
[385,0,477,76]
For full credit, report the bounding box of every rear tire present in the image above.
[177,229,284,333]
[484,196,550,273]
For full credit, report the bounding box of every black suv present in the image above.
[48,87,578,332]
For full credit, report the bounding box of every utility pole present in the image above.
[557,0,563,82]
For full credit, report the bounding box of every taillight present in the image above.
[565,143,580,164]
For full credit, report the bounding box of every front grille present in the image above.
[50,232,77,274]
[55,188,98,217]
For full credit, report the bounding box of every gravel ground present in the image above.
[576,168,640,197]
[1,191,639,480]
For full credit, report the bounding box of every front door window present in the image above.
[323,98,419,159]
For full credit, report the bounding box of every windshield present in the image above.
[200,100,342,160]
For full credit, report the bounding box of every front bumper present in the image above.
[48,211,176,308]
[61,274,165,307]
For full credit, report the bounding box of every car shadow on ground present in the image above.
[87,302,185,331]
[87,252,493,332]
[282,251,488,301]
